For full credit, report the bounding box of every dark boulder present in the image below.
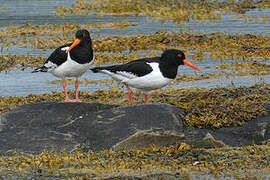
[0,102,269,155]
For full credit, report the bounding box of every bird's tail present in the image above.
[32,66,48,73]
[90,67,104,73]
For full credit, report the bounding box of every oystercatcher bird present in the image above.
[91,49,202,103]
[33,29,94,102]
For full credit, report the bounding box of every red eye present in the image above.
[177,54,182,58]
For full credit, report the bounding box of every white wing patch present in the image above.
[116,71,138,79]
[44,61,58,70]
[61,46,69,51]
[99,70,138,82]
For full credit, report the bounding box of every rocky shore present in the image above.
[0,102,269,155]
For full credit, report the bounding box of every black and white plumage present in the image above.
[33,29,94,102]
[91,49,203,103]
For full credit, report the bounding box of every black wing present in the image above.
[32,43,72,73]
[91,57,160,77]
[44,43,72,66]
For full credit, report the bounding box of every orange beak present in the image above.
[65,38,81,53]
[183,59,203,72]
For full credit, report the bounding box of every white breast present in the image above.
[51,51,91,79]
[123,63,173,91]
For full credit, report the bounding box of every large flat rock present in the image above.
[0,102,269,155]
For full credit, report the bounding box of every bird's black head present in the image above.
[161,49,186,66]
[66,29,92,53]
[75,29,92,44]
[161,49,203,72]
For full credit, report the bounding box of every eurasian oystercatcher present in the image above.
[91,49,202,103]
[33,29,94,102]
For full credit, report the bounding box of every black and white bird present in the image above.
[91,49,202,103]
[33,29,94,102]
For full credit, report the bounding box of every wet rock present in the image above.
[0,102,118,155]
[212,104,270,146]
[0,102,269,155]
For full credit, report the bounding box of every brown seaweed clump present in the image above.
[0,21,137,38]
[152,84,269,128]
[55,0,270,24]
[2,30,269,61]
[0,144,269,179]
[0,54,45,72]
[0,84,269,129]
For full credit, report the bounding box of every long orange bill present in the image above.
[183,59,203,72]
[65,39,81,53]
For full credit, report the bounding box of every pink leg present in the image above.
[75,79,81,102]
[124,82,133,103]
[144,94,149,104]
[62,79,74,102]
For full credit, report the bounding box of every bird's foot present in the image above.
[64,98,77,102]
[74,99,82,102]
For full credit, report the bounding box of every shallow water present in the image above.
[0,0,270,96]
[0,66,268,97]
